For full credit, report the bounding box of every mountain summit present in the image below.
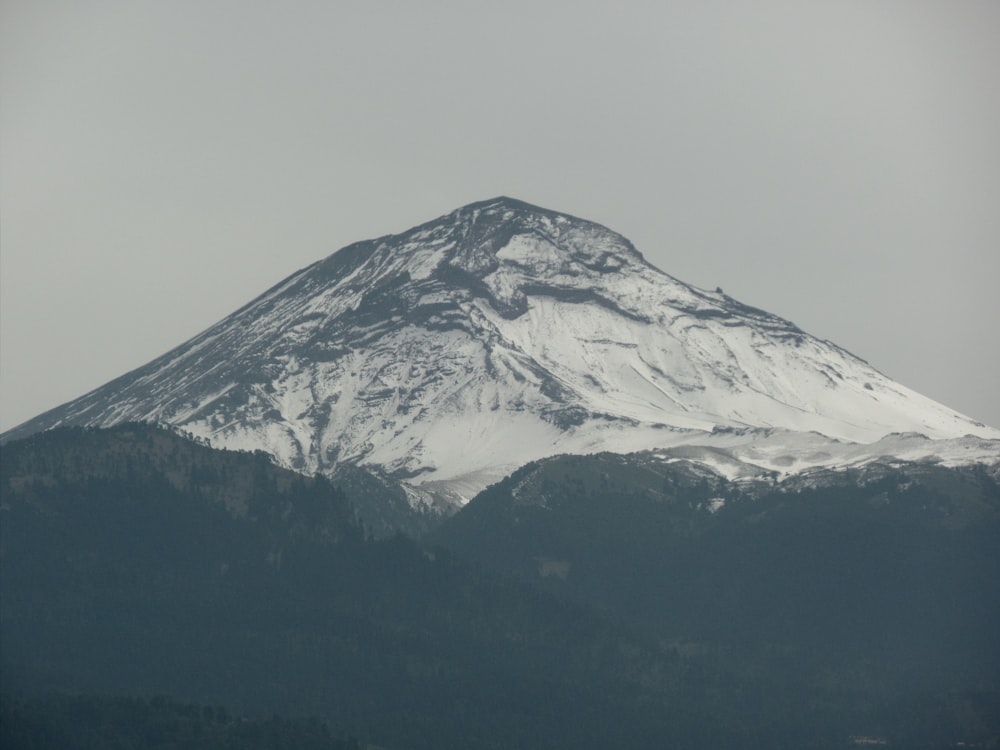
[5,197,998,505]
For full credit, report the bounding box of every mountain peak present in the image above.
[450,195,585,221]
[432,196,643,266]
[4,199,997,507]
[455,195,548,213]
[305,196,650,323]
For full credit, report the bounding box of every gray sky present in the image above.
[2,0,999,433]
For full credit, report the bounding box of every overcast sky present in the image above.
[2,0,998,433]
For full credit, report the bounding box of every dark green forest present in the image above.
[2,425,999,748]
[1,692,360,750]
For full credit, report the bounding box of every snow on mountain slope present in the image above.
[647,430,1000,483]
[4,197,997,507]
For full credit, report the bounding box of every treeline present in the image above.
[0,692,360,750]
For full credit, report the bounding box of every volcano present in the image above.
[5,197,997,510]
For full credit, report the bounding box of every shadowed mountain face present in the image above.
[4,198,998,514]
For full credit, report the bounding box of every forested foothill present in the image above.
[2,425,999,748]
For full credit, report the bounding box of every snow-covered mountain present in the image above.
[5,197,998,508]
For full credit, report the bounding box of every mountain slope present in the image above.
[4,198,997,506]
